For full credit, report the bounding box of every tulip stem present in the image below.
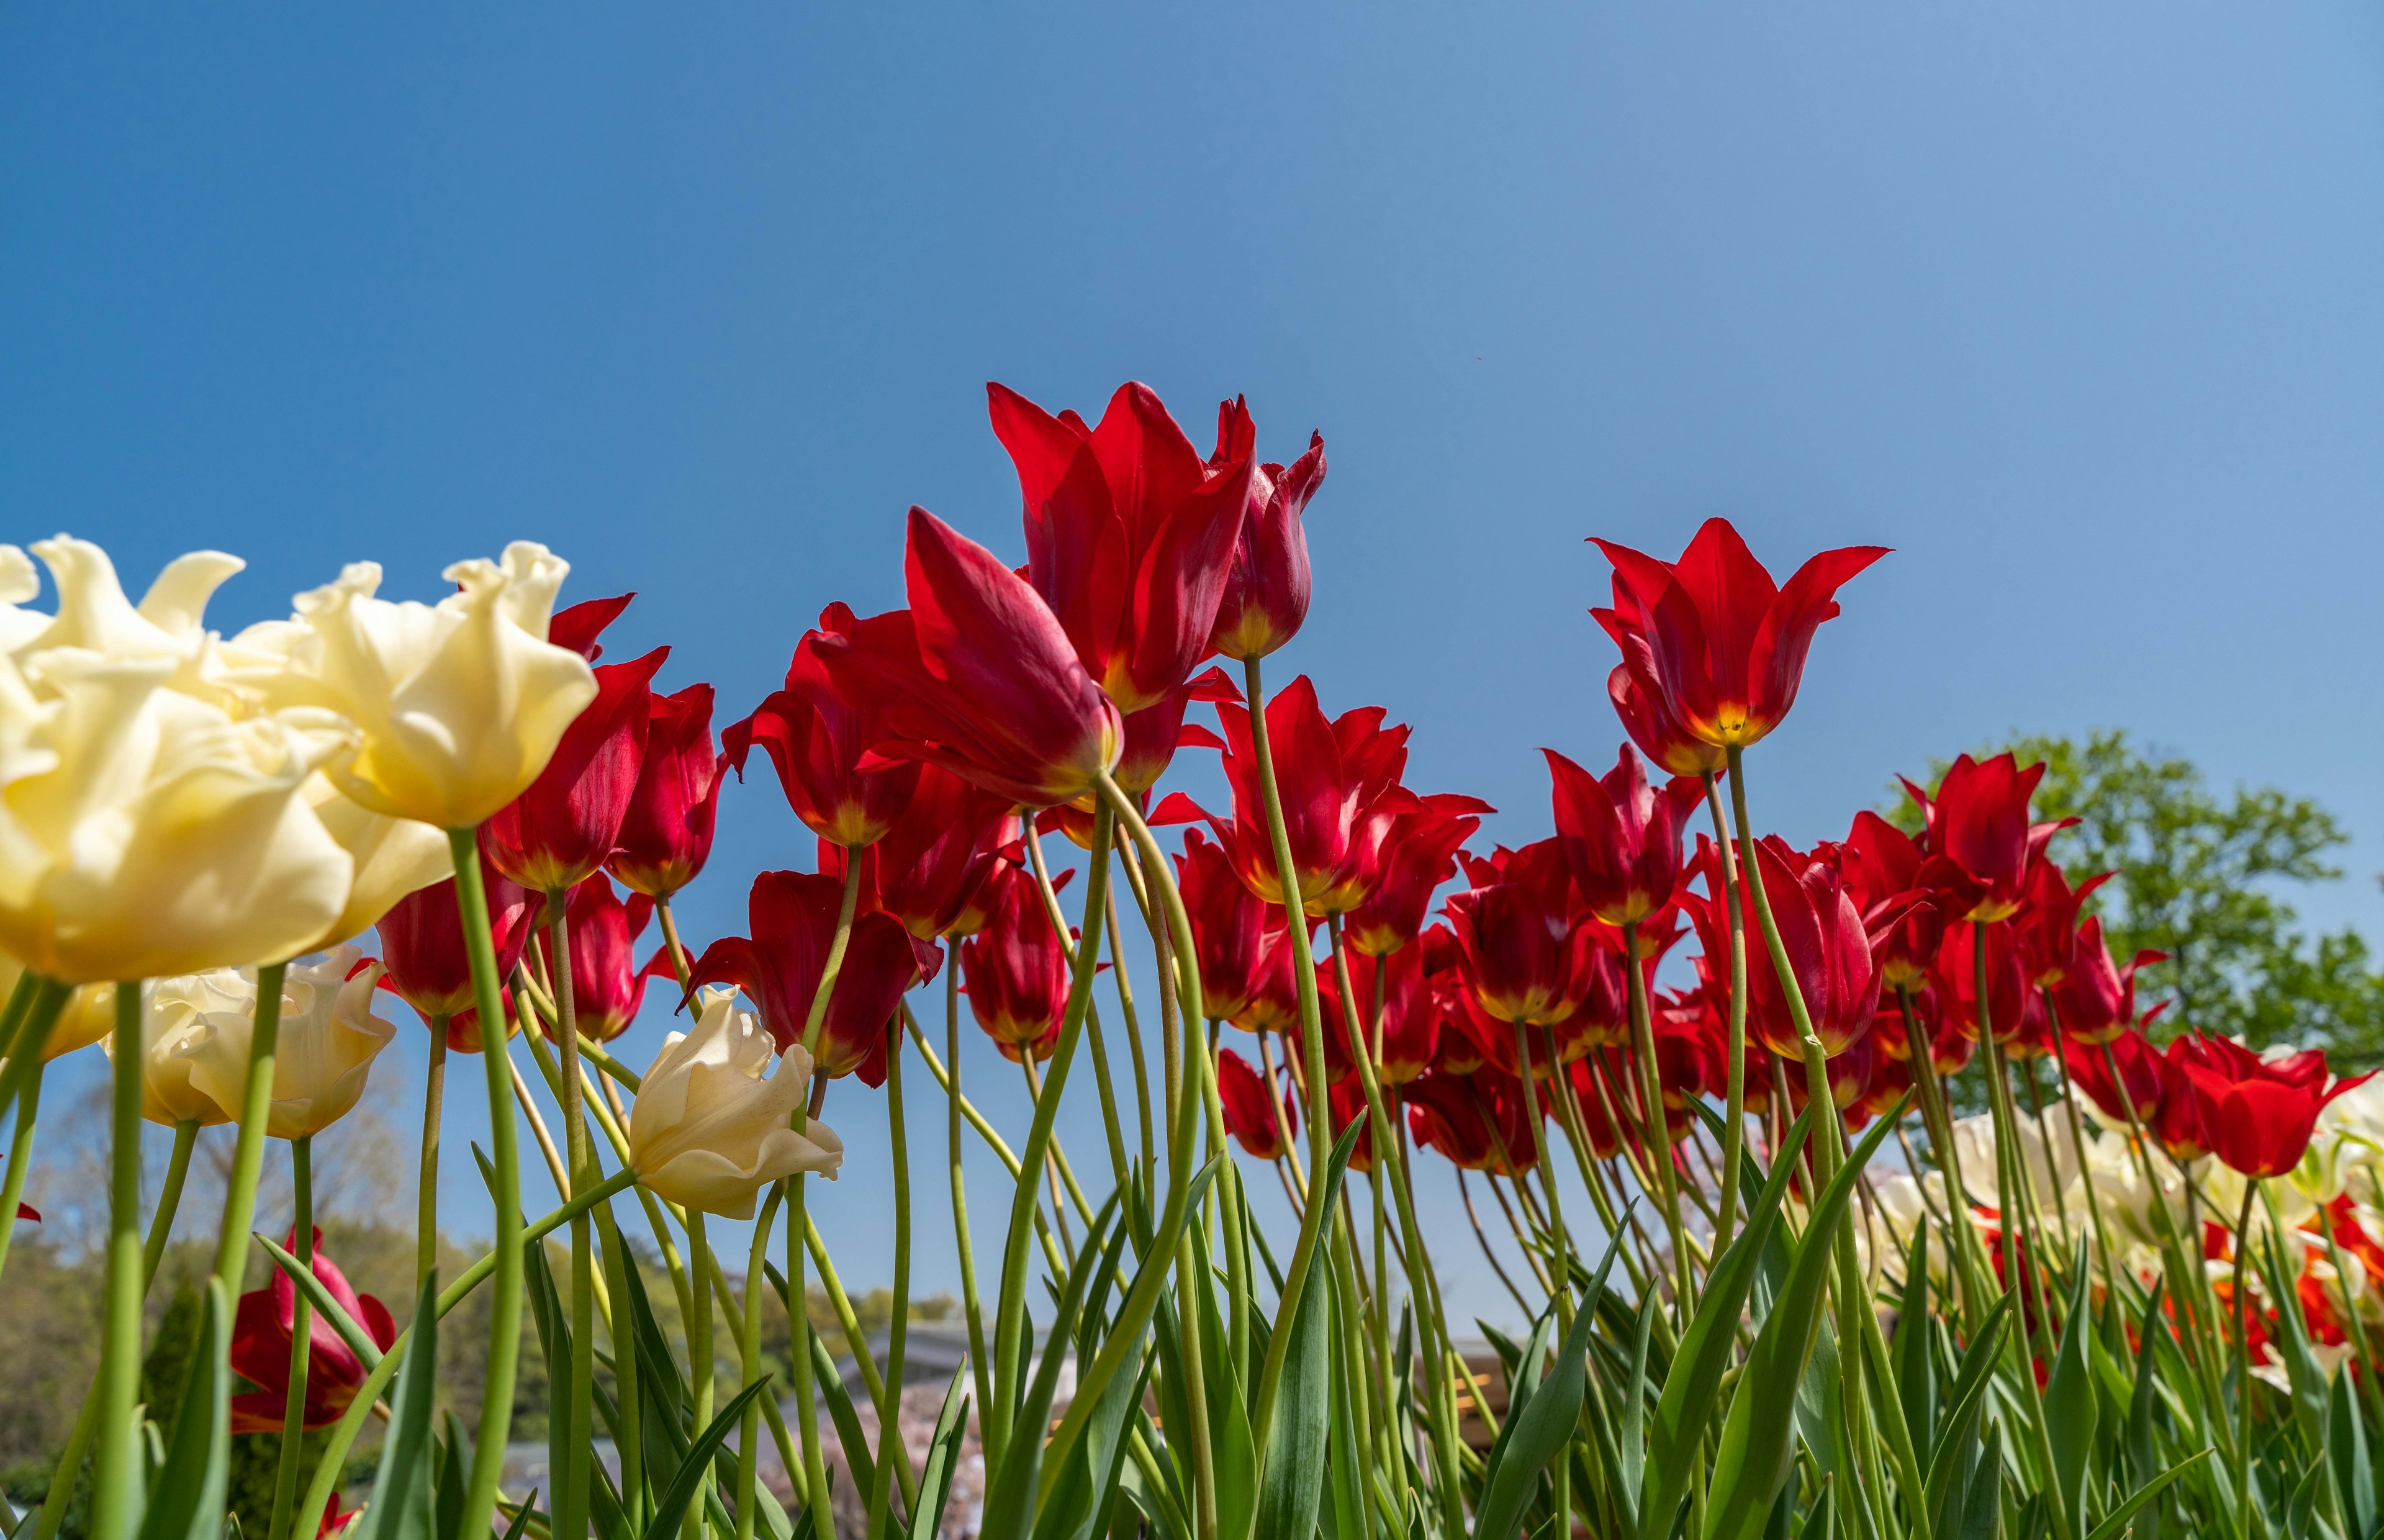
[1026,828,1132,1192]
[1700,768,1753,1254]
[419,1022,447,1286]
[1103,862,1158,1174]
[1899,986,1992,1327]
[545,889,597,1540]
[448,829,526,1540]
[268,1135,315,1540]
[143,1119,201,1287]
[736,1185,786,1540]
[89,980,147,1540]
[1625,919,1697,1322]
[2233,1178,2259,1540]
[865,1015,914,1539]
[1236,654,1339,1461]
[0,976,69,1135]
[943,963,996,1477]
[685,1210,713,1540]
[0,1065,43,1284]
[213,962,287,1294]
[2040,993,2114,1279]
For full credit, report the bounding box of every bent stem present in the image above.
[448,827,526,1540]
[89,979,148,1540]
[1625,918,1695,1320]
[268,1136,315,1540]
[944,961,995,1466]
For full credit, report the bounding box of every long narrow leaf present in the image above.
[354,1272,443,1540]
[641,1379,774,1540]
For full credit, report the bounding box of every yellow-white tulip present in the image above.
[233,543,598,830]
[0,947,120,1064]
[171,944,395,1139]
[106,973,245,1127]
[300,775,449,949]
[628,989,843,1220]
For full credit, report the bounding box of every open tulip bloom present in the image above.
[2,447,2369,1540]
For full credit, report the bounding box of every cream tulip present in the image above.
[234,543,599,829]
[300,775,450,948]
[171,944,395,1138]
[0,646,356,983]
[0,947,119,1064]
[107,972,245,1127]
[628,989,844,1220]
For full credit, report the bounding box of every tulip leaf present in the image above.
[985,1192,1127,1538]
[908,1366,972,1540]
[2042,1247,2098,1540]
[135,1279,233,1540]
[1471,1222,1629,1540]
[639,1377,774,1540]
[1254,1117,1366,1540]
[1700,1109,1903,1540]
[1893,1218,1936,1456]
[1642,1103,1819,1540]
[2330,1363,2375,1540]
[254,1232,384,1371]
[2080,1449,2213,1540]
[354,1272,441,1540]
[808,1329,874,1503]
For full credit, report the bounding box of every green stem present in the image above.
[1026,830,1131,1191]
[0,976,69,1133]
[142,1120,201,1286]
[268,1136,314,1540]
[2234,1178,2259,1540]
[1625,919,1696,1320]
[420,1021,447,1286]
[213,963,287,1294]
[0,1064,44,1282]
[448,827,525,1540]
[865,1017,913,1539]
[1701,769,1752,1254]
[89,979,147,1540]
[736,1186,787,1540]
[685,1212,713,1540]
[2041,993,2114,1277]
[544,890,595,1540]
[1237,655,1337,1455]
[1899,986,1991,1327]
[944,961,995,1473]
[1104,868,1159,1176]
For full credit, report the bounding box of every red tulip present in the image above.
[1341,793,1495,958]
[1219,1047,1296,1160]
[1590,518,1887,751]
[609,682,725,899]
[1445,840,1578,1027]
[1176,826,1289,1026]
[559,876,657,1043]
[2176,1037,2373,1178]
[1319,943,1437,1086]
[987,380,1257,712]
[2012,860,2109,987]
[1208,423,1327,661]
[228,1230,398,1433]
[376,849,534,1053]
[548,593,634,660]
[482,641,670,894]
[687,871,940,1086]
[1404,1071,1494,1168]
[1933,919,2033,1047]
[1471,1068,1542,1175]
[1157,675,1417,916]
[2149,1040,2211,1162]
[726,607,921,847]
[1115,666,1240,795]
[1592,618,1727,778]
[809,508,1123,809]
[821,766,1021,942]
[1548,935,1629,1061]
[2064,1029,2165,1124]
[1325,1075,1376,1174]
[1743,837,1879,1058]
[959,864,1075,1056]
[2049,917,2165,1047]
[1841,811,1946,992]
[1427,970,1489,1077]
[1545,744,1701,927]
[1902,754,2069,924]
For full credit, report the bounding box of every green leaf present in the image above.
[985,1196,1126,1538]
[1621,1284,1657,1519]
[1957,1421,2003,1540]
[1471,1269,1607,1540]
[2330,1362,2375,1540]
[639,1378,774,1540]
[1253,1118,1368,1540]
[2043,1248,2098,1540]
[137,1279,233,1540]
[2080,1450,2213,1540]
[808,1331,874,1503]
[1926,1295,2014,1534]
[1894,1218,1936,1456]
[354,1272,443,1540]
[255,1233,386,1372]
[1700,1109,1904,1540]
[907,1367,972,1540]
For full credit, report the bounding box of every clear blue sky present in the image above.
[7,3,2383,1327]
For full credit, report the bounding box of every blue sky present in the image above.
[7,2,2383,1326]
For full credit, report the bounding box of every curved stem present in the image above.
[865,1019,913,1538]
[1625,920,1695,1320]
[447,828,525,1540]
[2234,1178,2259,1540]
[142,1120,201,1286]
[0,1063,44,1282]
[1104,873,1158,1175]
[736,1186,787,1540]
[1899,986,1990,1326]
[544,891,596,1540]
[684,1212,713,1540]
[89,979,148,1540]
[419,1021,447,1286]
[1701,769,1752,1252]
[944,960,995,1472]
[2041,992,2113,1275]
[214,963,287,1293]
[268,1136,314,1540]
[1027,829,1132,1191]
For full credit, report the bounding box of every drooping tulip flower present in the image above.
[1840,811,1945,993]
[1902,755,2069,924]
[628,988,845,1218]
[1219,1047,1296,1160]
[0,647,354,983]
[482,639,668,896]
[561,876,657,1043]
[1177,827,1286,1025]
[610,682,725,899]
[228,1230,398,1432]
[376,850,535,1052]
[1113,667,1240,796]
[1545,744,1702,927]
[1404,1071,1494,1169]
[1589,518,1887,751]
[960,864,1075,1056]
[808,509,1123,809]
[1319,944,1437,1086]
[726,608,921,848]
[1158,675,1418,916]
[823,766,1019,942]
[2049,917,2166,1047]
[687,870,939,1087]
[173,945,397,1139]
[233,543,599,830]
[1342,793,1495,958]
[2064,1028,2165,1125]
[987,380,1257,711]
[2176,1037,2375,1179]
[1548,935,1628,1062]
[1742,837,1879,1058]
[117,972,246,1127]
[1208,424,1327,662]
[1445,840,1578,1027]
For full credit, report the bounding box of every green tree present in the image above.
[1891,729,2384,1061]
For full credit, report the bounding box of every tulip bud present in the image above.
[610,682,726,899]
[960,865,1073,1055]
[171,945,397,1138]
[628,989,844,1218]
[1208,428,1326,662]
[561,876,657,1043]
[376,849,535,1052]
[483,641,669,895]
[1218,1047,1295,1160]
[112,973,247,1126]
